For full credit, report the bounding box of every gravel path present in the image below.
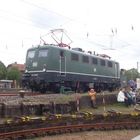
[33,130,140,140]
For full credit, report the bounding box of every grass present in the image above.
[80,102,137,114]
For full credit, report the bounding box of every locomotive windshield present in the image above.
[27,50,35,58]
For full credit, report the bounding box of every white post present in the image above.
[102,92,106,112]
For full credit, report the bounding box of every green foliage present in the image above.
[125,68,139,81]
[0,61,7,80]
[7,67,20,81]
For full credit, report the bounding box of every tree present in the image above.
[125,68,139,81]
[0,61,7,80]
[7,67,20,87]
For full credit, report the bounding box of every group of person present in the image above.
[88,86,138,108]
[117,86,137,106]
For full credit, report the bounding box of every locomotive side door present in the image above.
[59,50,66,76]
[115,62,119,78]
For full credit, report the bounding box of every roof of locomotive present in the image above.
[27,44,118,63]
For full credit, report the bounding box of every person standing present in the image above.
[88,88,97,108]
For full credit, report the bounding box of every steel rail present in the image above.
[0,121,140,140]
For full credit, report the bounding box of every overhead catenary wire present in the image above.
[21,0,91,30]
[21,0,74,22]
[0,1,78,49]
[0,1,138,52]
[0,9,53,30]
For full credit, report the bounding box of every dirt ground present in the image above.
[32,130,140,140]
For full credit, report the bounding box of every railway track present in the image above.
[0,121,140,140]
[0,92,41,96]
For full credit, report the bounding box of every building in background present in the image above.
[7,62,25,74]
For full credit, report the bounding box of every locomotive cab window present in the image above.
[92,57,98,65]
[71,53,79,61]
[27,50,35,58]
[38,49,48,57]
[82,56,89,63]
[100,59,106,66]
[108,61,113,67]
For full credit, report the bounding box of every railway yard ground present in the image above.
[24,103,140,140]
[0,89,137,119]
[0,89,140,122]
[31,130,140,140]
[0,89,140,140]
[30,101,140,140]
[27,102,140,140]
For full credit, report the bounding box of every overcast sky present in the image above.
[0,0,140,70]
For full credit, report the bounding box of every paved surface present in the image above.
[33,130,140,140]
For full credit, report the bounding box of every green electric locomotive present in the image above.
[22,44,120,93]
